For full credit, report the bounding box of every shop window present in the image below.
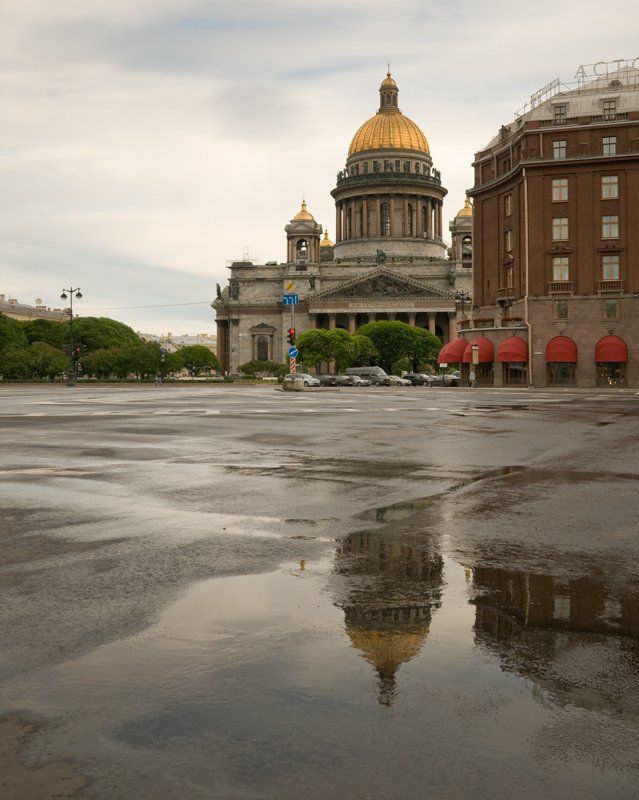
[603,299,619,320]
[553,300,569,320]
[503,363,527,385]
[552,217,569,241]
[552,257,569,281]
[553,140,567,159]
[552,178,568,202]
[601,175,618,199]
[475,364,493,386]
[547,363,575,386]
[597,362,626,387]
[602,255,620,280]
[603,136,616,156]
[602,215,619,239]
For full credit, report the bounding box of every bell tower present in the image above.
[285,199,322,266]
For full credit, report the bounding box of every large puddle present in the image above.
[6,523,639,799]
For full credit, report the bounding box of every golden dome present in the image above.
[320,227,334,247]
[457,197,473,217]
[348,72,429,156]
[293,199,314,221]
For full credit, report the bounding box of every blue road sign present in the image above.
[288,347,298,358]
[282,293,299,306]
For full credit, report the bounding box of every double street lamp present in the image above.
[454,290,471,318]
[61,287,83,387]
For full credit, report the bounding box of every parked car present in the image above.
[345,366,391,385]
[351,375,372,386]
[387,375,411,386]
[283,373,320,387]
[335,374,357,386]
[428,372,461,387]
[317,374,338,386]
[404,372,430,386]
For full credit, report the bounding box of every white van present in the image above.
[345,366,390,385]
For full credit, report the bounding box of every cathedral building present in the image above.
[213,72,472,373]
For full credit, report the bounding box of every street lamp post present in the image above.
[60,287,83,387]
[454,291,471,318]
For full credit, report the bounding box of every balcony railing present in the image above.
[597,280,624,293]
[591,112,629,122]
[538,117,578,127]
[547,281,573,293]
[335,170,442,189]
[496,287,515,300]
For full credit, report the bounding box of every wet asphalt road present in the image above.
[1,384,638,799]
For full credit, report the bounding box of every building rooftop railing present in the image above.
[335,170,443,190]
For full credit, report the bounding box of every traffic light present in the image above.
[286,327,296,345]
[81,343,88,355]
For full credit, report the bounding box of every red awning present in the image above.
[438,338,468,364]
[595,335,627,363]
[497,336,528,363]
[546,336,577,363]
[462,337,495,364]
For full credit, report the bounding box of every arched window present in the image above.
[380,202,391,236]
[256,337,269,361]
[407,204,414,237]
[421,205,428,234]
[296,239,308,264]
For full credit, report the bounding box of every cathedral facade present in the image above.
[213,72,472,373]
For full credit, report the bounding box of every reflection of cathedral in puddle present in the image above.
[334,530,443,706]
[471,561,639,710]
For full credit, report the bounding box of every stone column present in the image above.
[408,312,416,326]
[368,312,376,323]
[428,313,436,335]
[336,203,342,243]
[310,314,318,329]
[448,313,457,341]
[362,196,368,238]
[328,314,336,330]
[348,314,357,334]
[426,198,432,236]
[403,195,409,237]
[376,196,381,236]
[437,202,442,238]
[389,196,395,237]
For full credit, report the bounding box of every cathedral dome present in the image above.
[457,197,473,217]
[320,228,334,247]
[348,72,429,156]
[293,199,315,221]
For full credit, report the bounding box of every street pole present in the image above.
[61,287,83,387]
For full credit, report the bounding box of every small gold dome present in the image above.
[293,199,314,221]
[457,197,473,217]
[320,228,334,247]
[348,72,429,156]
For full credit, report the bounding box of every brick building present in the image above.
[440,62,639,388]
[213,72,472,373]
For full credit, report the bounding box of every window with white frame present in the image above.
[602,215,619,239]
[552,178,568,202]
[552,256,569,281]
[602,99,617,117]
[552,217,569,241]
[603,136,617,156]
[553,140,567,159]
[601,175,619,199]
[602,254,620,280]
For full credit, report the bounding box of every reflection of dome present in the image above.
[457,197,473,217]
[320,228,334,248]
[348,72,430,156]
[293,199,314,221]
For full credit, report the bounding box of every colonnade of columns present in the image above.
[335,194,444,243]
[311,311,457,342]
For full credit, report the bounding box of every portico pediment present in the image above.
[308,268,452,302]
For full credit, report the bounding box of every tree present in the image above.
[0,313,28,351]
[356,321,416,373]
[350,334,378,367]
[0,345,35,379]
[409,327,442,371]
[239,359,287,377]
[297,329,331,371]
[83,348,121,379]
[30,342,68,379]
[325,329,355,372]
[177,345,220,375]
[161,351,183,377]
[23,319,66,350]
[66,317,139,352]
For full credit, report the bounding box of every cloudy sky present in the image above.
[2,1,638,333]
